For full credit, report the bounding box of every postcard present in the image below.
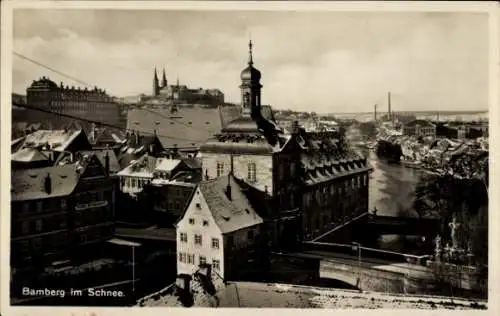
[1,1,498,315]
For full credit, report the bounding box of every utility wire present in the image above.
[13,51,94,88]
[14,51,227,135]
[13,102,209,148]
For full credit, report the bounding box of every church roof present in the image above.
[126,106,240,149]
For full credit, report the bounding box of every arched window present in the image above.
[243,92,250,107]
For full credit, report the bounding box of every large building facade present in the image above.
[26,77,123,129]
[402,119,436,138]
[200,41,372,250]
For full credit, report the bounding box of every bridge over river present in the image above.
[275,239,436,292]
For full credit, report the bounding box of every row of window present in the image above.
[120,177,151,189]
[19,199,67,214]
[188,217,209,227]
[178,252,220,270]
[179,233,220,249]
[216,161,257,182]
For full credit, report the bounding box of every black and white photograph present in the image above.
[1,0,497,313]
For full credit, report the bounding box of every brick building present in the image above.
[10,153,116,273]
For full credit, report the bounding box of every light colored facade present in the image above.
[176,175,263,280]
[176,185,225,276]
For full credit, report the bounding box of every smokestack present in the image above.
[44,173,52,194]
[374,104,378,122]
[387,92,391,121]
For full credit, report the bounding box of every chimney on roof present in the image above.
[105,150,110,176]
[226,154,234,201]
[175,274,191,292]
[134,131,139,146]
[172,144,178,157]
[44,173,52,194]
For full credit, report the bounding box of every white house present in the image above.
[176,174,263,280]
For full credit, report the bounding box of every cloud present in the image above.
[11,10,489,113]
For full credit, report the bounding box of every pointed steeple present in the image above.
[153,68,159,96]
[161,68,167,88]
[248,39,254,66]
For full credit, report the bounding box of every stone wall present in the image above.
[319,260,406,293]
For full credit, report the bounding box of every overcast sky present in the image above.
[12,9,489,113]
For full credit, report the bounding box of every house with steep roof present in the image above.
[18,129,92,155]
[117,131,165,169]
[11,147,52,170]
[176,174,263,281]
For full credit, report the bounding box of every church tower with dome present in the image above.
[199,40,372,252]
[240,40,262,118]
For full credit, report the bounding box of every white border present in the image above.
[1,1,499,316]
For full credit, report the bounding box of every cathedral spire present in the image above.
[161,68,167,87]
[153,68,159,96]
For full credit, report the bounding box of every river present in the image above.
[357,147,427,252]
[365,149,422,217]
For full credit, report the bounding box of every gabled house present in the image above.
[176,174,263,281]
[18,129,92,156]
[117,132,165,169]
[117,153,157,196]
